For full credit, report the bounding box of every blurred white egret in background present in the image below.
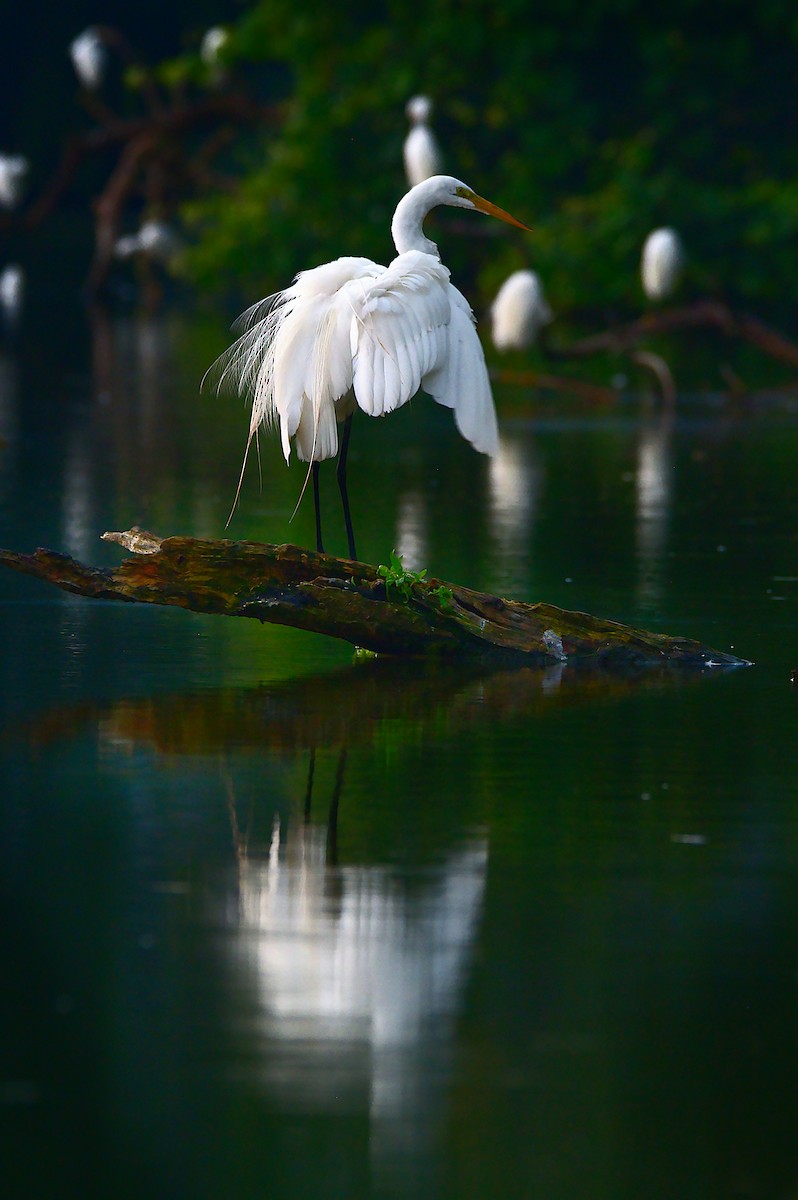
[490,269,552,351]
[0,265,24,331]
[206,174,530,559]
[0,155,29,210]
[115,220,182,265]
[69,27,108,91]
[641,227,684,300]
[200,26,229,65]
[403,95,443,188]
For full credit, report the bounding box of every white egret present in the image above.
[0,264,24,330]
[403,96,443,188]
[200,26,229,66]
[206,174,530,559]
[69,27,108,91]
[641,227,684,300]
[0,155,29,210]
[115,220,181,264]
[490,269,552,351]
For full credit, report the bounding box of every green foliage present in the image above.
[175,0,798,318]
[377,550,427,604]
[431,585,454,610]
[376,552,455,609]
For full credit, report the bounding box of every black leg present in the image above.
[303,747,316,823]
[337,413,357,561]
[312,461,324,554]
[325,747,347,866]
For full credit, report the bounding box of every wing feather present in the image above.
[203,256,384,467]
[422,285,499,456]
[351,251,450,417]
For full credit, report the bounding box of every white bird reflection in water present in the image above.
[487,432,541,575]
[62,436,95,561]
[394,489,429,572]
[227,781,487,1191]
[635,417,674,610]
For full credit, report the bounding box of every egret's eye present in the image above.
[455,186,472,200]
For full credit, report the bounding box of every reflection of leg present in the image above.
[312,462,324,553]
[326,747,347,866]
[224,772,247,863]
[303,747,316,823]
[337,413,357,561]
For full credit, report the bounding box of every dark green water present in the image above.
[2,309,798,1199]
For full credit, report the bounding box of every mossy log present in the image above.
[0,528,749,668]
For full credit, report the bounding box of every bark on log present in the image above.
[0,529,749,669]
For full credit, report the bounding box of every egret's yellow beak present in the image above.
[471,193,531,232]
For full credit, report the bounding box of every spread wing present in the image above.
[349,250,452,418]
[422,284,499,456]
[204,249,497,485]
[204,256,385,464]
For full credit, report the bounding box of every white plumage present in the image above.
[69,27,107,91]
[641,227,684,300]
[490,269,553,351]
[206,175,529,556]
[200,26,229,65]
[0,155,29,210]
[403,95,443,188]
[115,220,181,264]
[0,264,24,329]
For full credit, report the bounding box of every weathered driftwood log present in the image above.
[0,528,748,669]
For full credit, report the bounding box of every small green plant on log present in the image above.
[377,550,427,603]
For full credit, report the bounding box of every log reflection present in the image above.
[12,655,709,760]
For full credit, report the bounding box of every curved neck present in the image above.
[391,183,440,256]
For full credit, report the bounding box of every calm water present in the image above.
[2,305,798,1199]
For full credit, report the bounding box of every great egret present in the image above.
[206,174,529,559]
[641,227,684,300]
[200,27,229,65]
[403,96,443,188]
[115,220,181,264]
[0,264,24,330]
[0,155,29,210]
[69,27,108,91]
[490,269,552,351]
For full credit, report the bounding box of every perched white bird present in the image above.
[0,155,29,210]
[403,96,443,188]
[490,269,552,351]
[0,264,24,330]
[206,174,529,558]
[69,27,107,90]
[641,227,684,300]
[200,26,229,65]
[115,220,181,264]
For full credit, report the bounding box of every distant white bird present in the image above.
[69,27,107,90]
[403,95,443,188]
[0,155,29,210]
[0,265,24,330]
[206,174,530,559]
[490,269,552,351]
[200,26,229,65]
[115,220,181,265]
[641,227,684,300]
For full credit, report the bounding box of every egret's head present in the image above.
[406,95,433,124]
[393,175,531,256]
[437,177,531,232]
